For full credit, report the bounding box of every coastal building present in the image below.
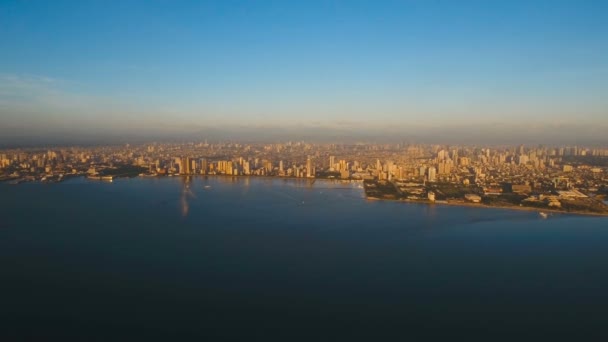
[465,194,482,203]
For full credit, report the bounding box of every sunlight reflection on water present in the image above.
[180,176,195,217]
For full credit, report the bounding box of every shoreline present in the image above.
[163,173,364,182]
[5,175,606,217]
[365,196,608,217]
[2,173,364,184]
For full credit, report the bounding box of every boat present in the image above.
[539,212,548,219]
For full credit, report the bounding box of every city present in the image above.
[3,1,608,339]
[2,141,608,215]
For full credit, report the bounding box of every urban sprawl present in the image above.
[2,142,608,215]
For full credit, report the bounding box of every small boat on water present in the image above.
[539,212,548,219]
[204,185,211,189]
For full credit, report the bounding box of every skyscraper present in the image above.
[200,158,208,175]
[184,157,192,175]
[306,156,314,178]
[428,167,437,182]
[438,161,452,174]
[174,157,182,174]
[226,161,233,175]
[437,149,448,161]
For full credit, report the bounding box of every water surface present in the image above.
[1,177,608,340]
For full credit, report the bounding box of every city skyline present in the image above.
[3,140,607,215]
[4,3,608,339]
[1,0,608,145]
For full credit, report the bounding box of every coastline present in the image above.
[2,173,364,185]
[365,196,608,217]
[4,174,606,217]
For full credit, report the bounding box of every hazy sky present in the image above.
[1,0,607,143]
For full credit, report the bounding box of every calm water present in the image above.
[2,176,608,340]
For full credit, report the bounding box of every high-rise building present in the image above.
[437,149,448,161]
[306,156,314,178]
[517,155,529,165]
[226,161,233,175]
[183,157,192,174]
[427,167,437,182]
[174,157,182,173]
[438,161,452,174]
[264,160,273,173]
[451,149,459,161]
[200,159,208,175]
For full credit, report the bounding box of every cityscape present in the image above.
[3,1,608,340]
[3,141,608,215]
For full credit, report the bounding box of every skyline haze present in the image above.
[1,0,607,145]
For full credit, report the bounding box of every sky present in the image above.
[1,0,607,145]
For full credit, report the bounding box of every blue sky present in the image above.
[1,0,607,142]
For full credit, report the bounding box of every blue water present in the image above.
[1,176,608,340]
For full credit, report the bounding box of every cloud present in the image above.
[0,74,55,101]
[0,73,139,121]
[0,73,86,111]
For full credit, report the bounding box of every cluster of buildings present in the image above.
[1,143,608,202]
[166,155,316,178]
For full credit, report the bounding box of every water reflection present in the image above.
[180,176,195,217]
[177,176,364,215]
[213,175,250,185]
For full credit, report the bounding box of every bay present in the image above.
[1,176,608,340]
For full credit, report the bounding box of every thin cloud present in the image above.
[0,74,59,97]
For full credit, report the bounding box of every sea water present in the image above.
[1,177,608,340]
